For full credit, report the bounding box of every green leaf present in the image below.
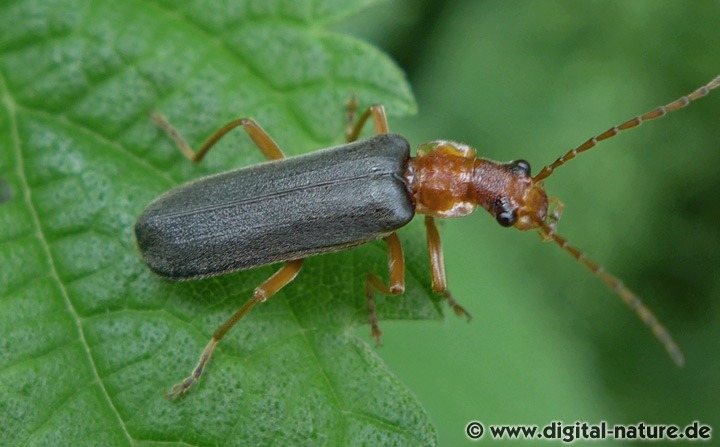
[0,1,438,445]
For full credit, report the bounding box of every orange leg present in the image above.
[344,98,402,343]
[425,216,472,319]
[345,96,389,142]
[365,233,405,345]
[151,112,286,162]
[153,113,301,397]
[166,259,304,398]
[541,198,565,240]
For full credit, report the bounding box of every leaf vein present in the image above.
[1,71,136,446]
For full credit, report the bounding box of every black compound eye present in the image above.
[510,159,531,176]
[496,209,517,227]
[494,198,517,227]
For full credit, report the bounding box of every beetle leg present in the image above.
[345,94,360,140]
[365,232,405,345]
[166,259,304,399]
[151,112,286,162]
[425,216,472,320]
[345,101,389,142]
[540,197,565,241]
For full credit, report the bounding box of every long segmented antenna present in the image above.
[539,222,684,366]
[534,75,720,182]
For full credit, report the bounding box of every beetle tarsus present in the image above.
[166,338,218,399]
[371,325,383,347]
[443,291,472,321]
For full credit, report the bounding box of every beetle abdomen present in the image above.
[135,134,414,280]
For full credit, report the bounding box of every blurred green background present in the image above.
[340,1,720,445]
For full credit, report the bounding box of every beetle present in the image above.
[136,77,720,398]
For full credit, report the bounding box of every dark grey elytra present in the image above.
[135,133,414,280]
